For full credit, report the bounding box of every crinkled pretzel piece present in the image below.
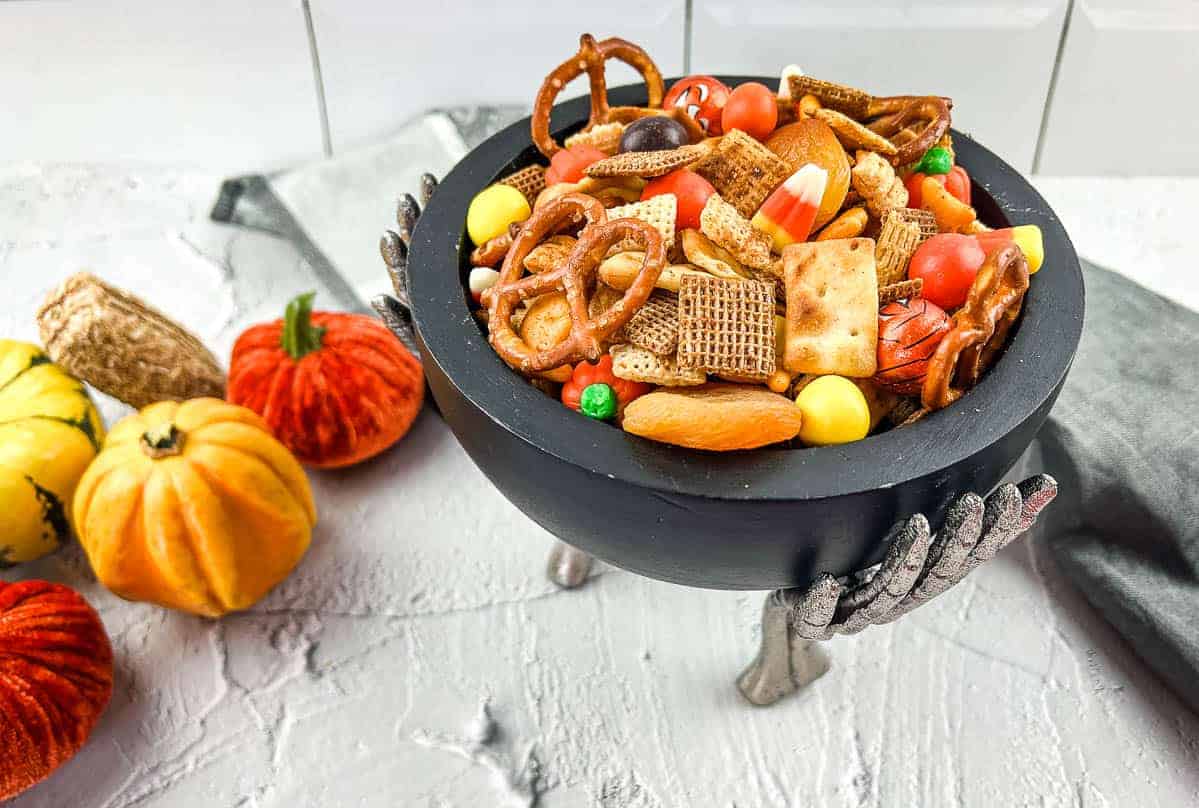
[482,193,667,374]
[921,244,1030,410]
[790,74,952,166]
[866,95,953,167]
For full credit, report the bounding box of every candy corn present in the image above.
[751,164,828,251]
[976,225,1043,273]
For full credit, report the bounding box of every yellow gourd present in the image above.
[0,340,104,567]
[74,398,316,617]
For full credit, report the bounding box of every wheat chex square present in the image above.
[677,275,776,381]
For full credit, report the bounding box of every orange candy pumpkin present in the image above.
[228,293,424,468]
[0,580,113,801]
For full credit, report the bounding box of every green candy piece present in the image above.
[916,146,952,175]
[579,383,618,421]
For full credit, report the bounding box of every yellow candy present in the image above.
[1009,225,1044,274]
[467,184,531,246]
[794,375,870,446]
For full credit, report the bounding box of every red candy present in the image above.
[545,144,607,186]
[721,82,778,141]
[908,233,986,310]
[906,164,971,208]
[641,168,716,230]
[874,298,952,395]
[664,76,731,136]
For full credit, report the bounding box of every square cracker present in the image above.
[782,238,878,377]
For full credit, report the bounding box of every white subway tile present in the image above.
[691,1,1069,173]
[1037,1,1199,175]
[0,1,324,170]
[308,2,685,154]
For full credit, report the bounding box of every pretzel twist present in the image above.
[866,96,952,166]
[922,244,1030,410]
[531,34,665,158]
[482,193,666,373]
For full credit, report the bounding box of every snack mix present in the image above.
[467,33,1044,452]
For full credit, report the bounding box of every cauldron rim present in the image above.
[407,77,1085,504]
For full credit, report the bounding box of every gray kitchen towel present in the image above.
[1037,260,1199,714]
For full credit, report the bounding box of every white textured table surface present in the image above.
[2,163,1198,807]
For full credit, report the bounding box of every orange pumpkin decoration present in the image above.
[227,293,424,468]
[0,580,113,801]
[74,398,316,617]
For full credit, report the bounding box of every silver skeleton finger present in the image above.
[830,514,932,635]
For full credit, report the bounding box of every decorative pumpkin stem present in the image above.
[281,292,326,360]
[141,423,183,458]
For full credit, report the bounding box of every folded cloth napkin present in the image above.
[1036,261,1199,714]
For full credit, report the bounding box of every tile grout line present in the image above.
[1031,0,1075,175]
[301,0,334,158]
[683,0,693,73]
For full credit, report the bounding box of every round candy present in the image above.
[915,146,953,175]
[641,169,715,230]
[794,375,871,446]
[908,233,985,310]
[721,82,778,141]
[545,144,607,186]
[579,383,618,421]
[664,75,731,136]
[767,370,792,394]
[874,298,951,395]
[466,184,530,246]
[620,116,690,153]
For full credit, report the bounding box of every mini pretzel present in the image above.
[867,96,952,166]
[470,222,520,267]
[482,193,667,373]
[531,34,665,158]
[922,244,1030,410]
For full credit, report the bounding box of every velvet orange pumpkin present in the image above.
[0,579,113,801]
[227,293,424,468]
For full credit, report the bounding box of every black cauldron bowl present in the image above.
[406,77,1085,590]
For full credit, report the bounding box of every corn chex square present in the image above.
[883,207,938,240]
[498,165,546,205]
[617,290,679,356]
[699,194,773,271]
[610,343,706,386]
[606,194,677,253]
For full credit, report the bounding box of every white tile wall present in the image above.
[691,0,1069,173]
[307,2,686,154]
[0,1,1195,175]
[1036,1,1199,175]
[0,1,324,171]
